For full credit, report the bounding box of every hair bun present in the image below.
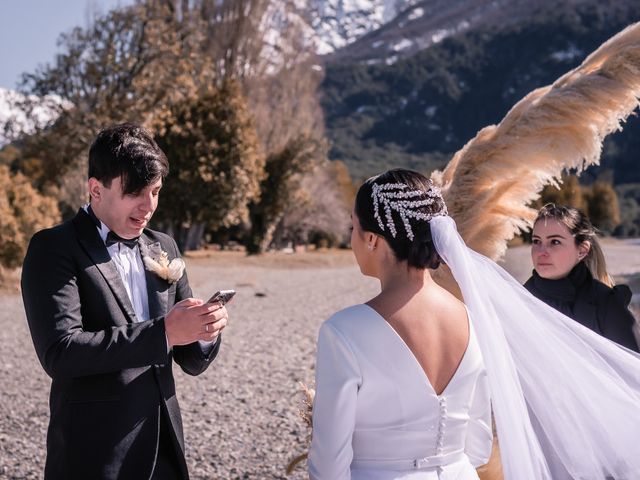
[355,168,447,270]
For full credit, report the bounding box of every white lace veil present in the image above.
[430,215,640,480]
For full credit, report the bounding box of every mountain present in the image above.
[323,0,595,64]
[0,87,63,147]
[309,0,420,54]
[319,0,640,183]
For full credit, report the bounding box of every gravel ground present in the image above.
[1,243,638,480]
[0,252,379,480]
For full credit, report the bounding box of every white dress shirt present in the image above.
[96,221,151,322]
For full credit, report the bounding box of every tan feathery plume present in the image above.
[432,23,640,479]
[432,21,640,263]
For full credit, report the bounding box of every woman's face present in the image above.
[531,218,588,280]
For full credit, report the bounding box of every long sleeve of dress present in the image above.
[464,368,493,467]
[308,322,362,480]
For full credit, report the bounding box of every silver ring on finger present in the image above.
[205,323,209,333]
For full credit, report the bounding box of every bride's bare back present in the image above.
[368,283,469,396]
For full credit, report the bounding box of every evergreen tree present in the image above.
[7,0,329,253]
[585,181,621,233]
[154,81,264,250]
[535,173,621,234]
[536,174,586,211]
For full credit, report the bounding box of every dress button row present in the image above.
[435,396,447,456]
[439,397,447,415]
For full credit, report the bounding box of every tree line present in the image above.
[534,174,621,235]
[0,0,632,282]
[0,0,354,277]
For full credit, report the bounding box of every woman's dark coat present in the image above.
[524,262,639,352]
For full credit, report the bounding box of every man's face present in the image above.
[89,176,162,239]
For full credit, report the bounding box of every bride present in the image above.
[308,168,640,480]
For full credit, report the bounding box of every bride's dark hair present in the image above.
[354,168,446,270]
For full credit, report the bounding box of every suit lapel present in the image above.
[73,209,137,324]
[139,233,169,320]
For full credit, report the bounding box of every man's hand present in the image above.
[165,298,229,347]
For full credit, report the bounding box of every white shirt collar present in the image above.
[83,203,112,244]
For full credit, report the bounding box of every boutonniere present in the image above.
[141,242,185,284]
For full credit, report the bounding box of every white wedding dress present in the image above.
[308,304,492,480]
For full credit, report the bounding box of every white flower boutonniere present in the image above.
[142,242,185,284]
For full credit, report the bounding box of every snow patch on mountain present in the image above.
[391,38,413,52]
[407,7,424,21]
[325,0,523,65]
[309,0,421,54]
[0,88,64,146]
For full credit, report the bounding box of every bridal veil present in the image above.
[430,215,640,480]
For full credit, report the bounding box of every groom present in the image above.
[21,123,228,479]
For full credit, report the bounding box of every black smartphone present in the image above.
[207,289,236,305]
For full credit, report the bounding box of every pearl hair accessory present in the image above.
[371,182,448,241]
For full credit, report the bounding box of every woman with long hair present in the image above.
[525,204,638,352]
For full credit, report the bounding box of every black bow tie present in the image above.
[105,231,139,249]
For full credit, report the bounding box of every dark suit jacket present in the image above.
[21,208,220,480]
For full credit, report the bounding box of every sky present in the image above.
[0,0,133,90]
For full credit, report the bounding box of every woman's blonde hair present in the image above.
[534,204,614,287]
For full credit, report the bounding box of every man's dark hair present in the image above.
[88,123,169,194]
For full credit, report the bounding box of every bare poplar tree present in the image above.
[185,0,333,251]
[274,160,353,249]
[184,0,325,151]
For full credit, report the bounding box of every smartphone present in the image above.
[207,289,236,306]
